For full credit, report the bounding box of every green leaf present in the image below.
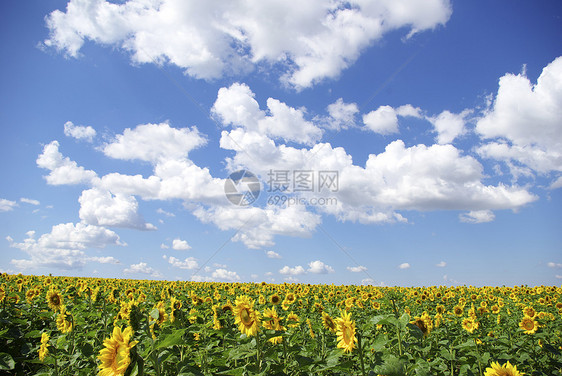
[155,328,187,349]
[0,353,15,370]
[150,308,160,320]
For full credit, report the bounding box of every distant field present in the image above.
[0,274,560,375]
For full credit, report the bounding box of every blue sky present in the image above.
[1,0,561,286]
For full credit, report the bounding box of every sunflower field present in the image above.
[0,273,561,375]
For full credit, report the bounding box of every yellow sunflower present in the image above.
[98,326,138,376]
[269,294,281,305]
[484,361,523,376]
[410,312,433,337]
[336,310,357,353]
[38,332,49,362]
[233,295,260,337]
[56,306,73,334]
[462,317,478,334]
[322,312,337,333]
[519,316,538,334]
[263,307,284,344]
[453,305,463,317]
[286,312,300,328]
[46,289,64,312]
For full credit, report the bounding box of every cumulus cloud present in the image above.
[476,56,562,176]
[103,122,207,163]
[212,268,241,282]
[459,210,495,223]
[547,262,562,268]
[398,262,411,269]
[0,199,17,212]
[347,265,367,272]
[307,260,334,274]
[79,188,156,230]
[427,109,472,144]
[37,141,98,185]
[363,105,399,135]
[212,83,322,145]
[63,121,96,142]
[8,222,124,270]
[88,256,120,264]
[43,0,452,89]
[279,265,306,275]
[124,262,162,278]
[163,255,198,270]
[266,250,282,259]
[322,98,359,131]
[172,238,191,251]
[435,261,447,267]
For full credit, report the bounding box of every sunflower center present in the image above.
[523,320,533,330]
[51,295,60,305]
[342,326,352,343]
[241,308,252,325]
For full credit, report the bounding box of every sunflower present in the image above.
[269,294,281,305]
[519,316,538,334]
[263,307,284,344]
[56,306,73,334]
[233,295,260,337]
[322,312,337,333]
[523,306,536,318]
[38,332,49,362]
[98,326,138,376]
[46,289,64,312]
[453,305,463,317]
[336,310,357,353]
[170,297,181,323]
[410,312,433,337]
[484,361,523,376]
[462,317,478,334]
[154,301,168,325]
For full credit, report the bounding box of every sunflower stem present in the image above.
[357,331,366,376]
[390,298,403,357]
[473,337,483,376]
[255,332,262,373]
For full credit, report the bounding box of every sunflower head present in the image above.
[269,294,281,305]
[46,290,63,312]
[483,361,523,376]
[322,312,337,333]
[336,310,357,353]
[519,316,538,334]
[98,326,138,376]
[233,295,260,337]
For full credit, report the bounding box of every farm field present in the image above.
[0,273,561,375]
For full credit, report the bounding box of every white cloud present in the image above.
[103,122,207,163]
[265,250,282,259]
[172,238,191,251]
[547,262,562,268]
[63,121,96,142]
[323,98,359,130]
[157,208,175,217]
[363,105,399,135]
[279,265,306,275]
[476,56,562,175]
[398,262,411,269]
[20,198,40,206]
[78,188,156,230]
[436,261,447,267]
[163,255,198,270]
[124,262,162,278]
[44,0,452,89]
[88,256,120,264]
[308,260,334,274]
[549,176,562,189]
[396,104,423,118]
[0,199,17,212]
[212,83,322,145]
[347,265,367,273]
[459,210,495,223]
[556,275,562,279]
[193,204,321,249]
[36,141,97,185]
[160,243,169,249]
[427,109,471,144]
[8,222,124,270]
[212,268,241,282]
